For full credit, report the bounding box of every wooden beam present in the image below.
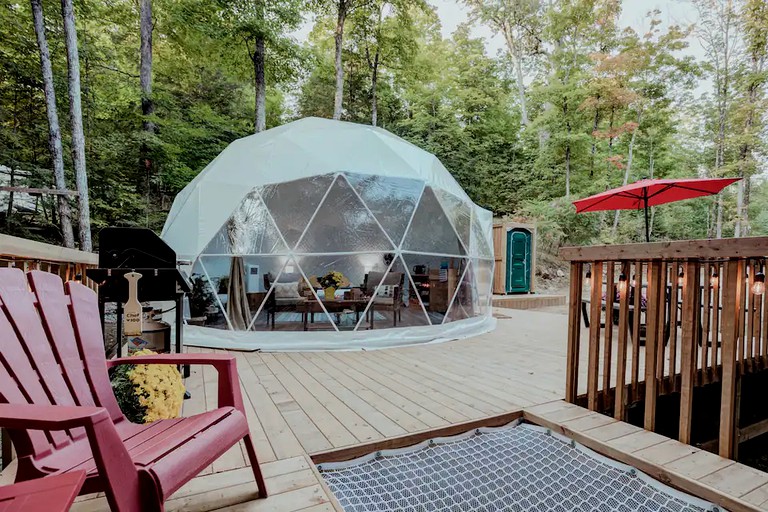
[587,262,603,410]
[719,259,744,459]
[614,262,631,421]
[0,234,97,265]
[679,260,701,445]
[311,410,524,464]
[0,186,78,196]
[644,261,663,431]
[602,262,615,401]
[738,417,768,443]
[560,237,768,262]
[631,261,643,402]
[565,262,583,403]
[668,261,681,393]
[525,408,758,512]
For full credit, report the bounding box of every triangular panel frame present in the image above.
[261,173,337,250]
[295,173,395,254]
[202,188,289,255]
[353,254,431,331]
[401,186,466,257]
[442,258,478,324]
[197,256,234,331]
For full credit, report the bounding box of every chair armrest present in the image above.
[0,404,142,511]
[108,353,244,411]
[0,404,109,431]
[107,352,235,370]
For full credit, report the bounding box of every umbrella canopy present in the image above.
[573,177,741,241]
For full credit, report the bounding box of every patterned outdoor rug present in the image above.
[317,422,719,512]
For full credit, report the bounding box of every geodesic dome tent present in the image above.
[162,117,495,350]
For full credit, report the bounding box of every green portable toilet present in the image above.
[506,229,531,293]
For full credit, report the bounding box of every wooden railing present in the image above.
[0,234,97,289]
[0,234,97,470]
[561,237,768,460]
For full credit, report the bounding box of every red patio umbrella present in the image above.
[573,177,741,242]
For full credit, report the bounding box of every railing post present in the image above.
[644,260,663,430]
[587,261,603,410]
[614,262,631,421]
[602,262,615,407]
[565,261,583,403]
[679,260,701,444]
[719,259,744,458]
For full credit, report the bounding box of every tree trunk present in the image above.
[370,48,379,126]
[612,107,643,235]
[61,0,91,251]
[333,0,347,120]
[501,22,528,126]
[589,99,600,177]
[735,75,760,236]
[253,35,266,132]
[30,0,75,248]
[139,0,154,133]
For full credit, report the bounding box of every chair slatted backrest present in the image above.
[0,269,121,460]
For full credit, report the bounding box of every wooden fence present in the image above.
[561,237,768,460]
[0,234,97,470]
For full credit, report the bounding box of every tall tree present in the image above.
[462,0,542,126]
[140,0,154,134]
[734,0,767,236]
[324,0,367,119]
[60,0,91,250]
[349,0,421,126]
[30,0,75,248]
[226,0,303,132]
[695,0,741,238]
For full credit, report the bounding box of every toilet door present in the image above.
[506,229,531,293]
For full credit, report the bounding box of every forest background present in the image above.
[0,0,766,256]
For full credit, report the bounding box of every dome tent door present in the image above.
[506,229,531,294]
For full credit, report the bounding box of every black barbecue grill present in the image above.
[86,227,191,359]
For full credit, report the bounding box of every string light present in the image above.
[710,268,719,287]
[678,268,684,287]
[618,273,627,294]
[585,264,592,279]
[753,266,765,296]
[631,274,637,288]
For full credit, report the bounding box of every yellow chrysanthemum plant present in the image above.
[110,349,186,423]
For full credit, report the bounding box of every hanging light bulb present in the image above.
[585,264,592,279]
[678,267,685,287]
[618,273,628,294]
[710,268,719,287]
[631,274,637,288]
[753,270,765,296]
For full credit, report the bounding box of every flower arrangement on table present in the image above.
[318,271,345,300]
[110,349,186,423]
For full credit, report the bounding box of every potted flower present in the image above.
[318,271,344,300]
[188,274,216,326]
[110,349,186,423]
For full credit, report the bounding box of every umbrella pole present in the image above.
[643,192,650,242]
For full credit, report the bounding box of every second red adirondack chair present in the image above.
[0,268,267,512]
[0,471,86,512]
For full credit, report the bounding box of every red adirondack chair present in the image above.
[0,471,86,512]
[0,268,267,512]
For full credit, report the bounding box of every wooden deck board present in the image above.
[41,310,766,511]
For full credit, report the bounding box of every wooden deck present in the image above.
[33,308,768,511]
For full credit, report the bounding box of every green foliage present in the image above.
[110,364,146,424]
[1,0,766,252]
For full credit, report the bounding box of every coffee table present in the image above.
[296,299,369,330]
